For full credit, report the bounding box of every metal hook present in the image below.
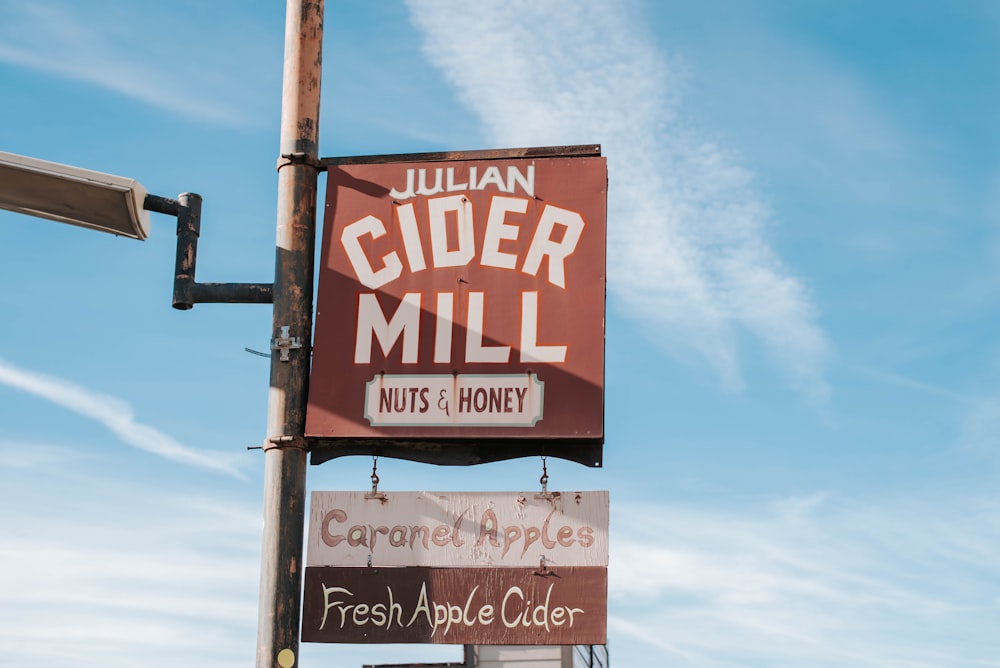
[535,455,556,500]
[365,456,387,502]
[534,555,557,577]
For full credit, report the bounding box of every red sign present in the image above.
[301,566,607,645]
[306,149,607,465]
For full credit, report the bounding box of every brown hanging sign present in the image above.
[306,146,607,467]
[301,566,607,645]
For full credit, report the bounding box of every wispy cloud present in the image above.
[0,357,246,478]
[0,1,275,126]
[959,393,1000,463]
[0,439,87,469]
[608,495,1000,667]
[0,479,260,668]
[848,366,1000,466]
[405,0,829,401]
[853,365,973,403]
[0,464,459,668]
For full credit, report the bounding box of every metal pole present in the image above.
[256,1,323,667]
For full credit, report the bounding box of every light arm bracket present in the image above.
[145,193,273,309]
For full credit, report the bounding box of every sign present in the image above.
[302,490,609,645]
[301,566,606,645]
[306,147,607,466]
[307,491,609,568]
[360,373,545,428]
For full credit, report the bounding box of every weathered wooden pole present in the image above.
[257,1,323,667]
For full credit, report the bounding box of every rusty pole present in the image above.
[256,1,323,668]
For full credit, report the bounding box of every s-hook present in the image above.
[366,456,387,502]
[535,455,557,500]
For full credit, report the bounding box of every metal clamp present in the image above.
[263,435,308,451]
[271,325,302,362]
[276,152,323,172]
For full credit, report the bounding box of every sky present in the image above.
[1,0,999,666]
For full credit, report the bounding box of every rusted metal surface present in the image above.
[306,152,608,467]
[152,192,274,310]
[322,144,601,167]
[143,193,180,216]
[302,566,607,645]
[256,1,323,667]
[306,491,609,568]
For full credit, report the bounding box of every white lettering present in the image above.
[476,165,507,192]
[522,204,585,289]
[340,196,582,289]
[389,169,415,199]
[341,215,402,289]
[519,291,567,363]
[481,196,528,270]
[501,586,524,628]
[389,165,534,201]
[507,164,534,197]
[445,167,467,192]
[434,292,454,364]
[352,290,568,366]
[395,203,426,273]
[320,585,353,631]
[465,292,510,363]
[428,195,475,268]
[355,293,421,363]
[313,579,585,637]
[417,167,444,196]
[407,581,433,628]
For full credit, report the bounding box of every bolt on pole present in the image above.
[256,1,323,668]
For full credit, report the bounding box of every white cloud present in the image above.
[0,440,88,469]
[0,357,246,478]
[0,1,275,126]
[606,496,1000,667]
[959,394,1000,463]
[0,480,260,668]
[405,0,829,400]
[0,464,461,668]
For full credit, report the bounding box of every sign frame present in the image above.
[306,145,607,467]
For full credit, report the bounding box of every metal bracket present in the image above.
[534,555,558,578]
[276,152,323,172]
[271,325,302,362]
[263,435,308,452]
[148,193,274,310]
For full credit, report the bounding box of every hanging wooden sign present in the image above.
[301,489,609,645]
[301,566,607,645]
[307,490,609,568]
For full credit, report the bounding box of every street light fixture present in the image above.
[0,150,150,240]
[0,150,272,308]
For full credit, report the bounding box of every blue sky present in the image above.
[2,0,999,666]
